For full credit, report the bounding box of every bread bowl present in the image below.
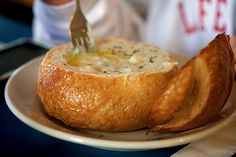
[37,38,178,132]
[149,33,235,132]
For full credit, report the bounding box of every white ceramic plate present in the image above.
[4,56,236,151]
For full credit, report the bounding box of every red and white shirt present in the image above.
[145,0,236,55]
[34,0,236,56]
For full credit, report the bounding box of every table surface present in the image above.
[0,15,186,157]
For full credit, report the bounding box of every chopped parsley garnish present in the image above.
[149,56,157,63]
[133,49,140,54]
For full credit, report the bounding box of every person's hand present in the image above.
[43,0,72,5]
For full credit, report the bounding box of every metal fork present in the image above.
[70,0,94,52]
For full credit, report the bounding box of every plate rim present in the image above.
[4,56,235,151]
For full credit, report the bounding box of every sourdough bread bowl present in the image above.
[37,38,178,132]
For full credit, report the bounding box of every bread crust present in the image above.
[148,59,195,127]
[37,40,178,132]
[149,33,234,132]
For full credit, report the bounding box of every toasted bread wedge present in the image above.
[149,33,234,132]
[148,60,195,126]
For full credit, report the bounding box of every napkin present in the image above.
[172,115,236,157]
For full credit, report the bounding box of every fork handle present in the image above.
[75,0,82,13]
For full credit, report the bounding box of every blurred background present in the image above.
[0,0,33,43]
[0,0,147,44]
[0,0,150,70]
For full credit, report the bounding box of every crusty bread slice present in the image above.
[149,33,234,132]
[148,59,195,126]
[37,38,178,132]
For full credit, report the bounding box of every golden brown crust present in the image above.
[37,40,178,132]
[148,59,194,128]
[149,33,235,132]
